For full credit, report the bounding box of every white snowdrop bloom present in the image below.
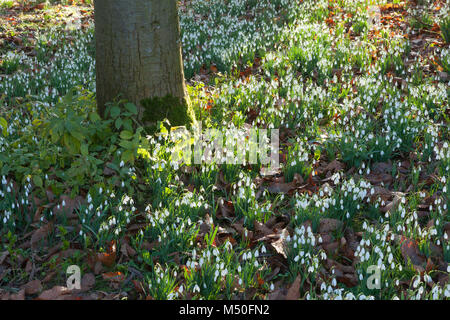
[261,245,266,254]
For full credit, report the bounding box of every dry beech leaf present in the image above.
[324,159,345,173]
[381,193,403,213]
[31,223,53,249]
[217,198,234,219]
[400,237,426,270]
[1,292,10,300]
[81,273,96,292]
[267,181,296,194]
[53,195,86,218]
[0,251,9,264]
[132,280,145,294]
[10,289,25,300]
[270,228,289,259]
[267,288,287,300]
[293,173,304,184]
[120,239,137,258]
[318,218,343,233]
[254,221,273,237]
[42,271,57,283]
[97,240,117,267]
[23,280,43,295]
[37,286,71,300]
[372,161,392,174]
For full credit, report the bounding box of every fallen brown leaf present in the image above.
[318,218,343,233]
[37,286,71,300]
[324,159,345,173]
[31,223,53,249]
[267,181,296,194]
[81,273,96,292]
[254,221,273,237]
[286,275,301,300]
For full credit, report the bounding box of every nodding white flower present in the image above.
[120,160,124,167]
[193,284,200,293]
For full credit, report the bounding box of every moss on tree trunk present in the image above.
[141,95,196,131]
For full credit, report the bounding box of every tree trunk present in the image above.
[94,0,194,127]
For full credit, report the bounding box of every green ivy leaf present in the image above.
[119,140,136,150]
[80,144,89,156]
[89,112,101,122]
[121,149,135,164]
[124,103,138,115]
[115,117,123,129]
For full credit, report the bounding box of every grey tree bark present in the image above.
[94,0,193,126]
